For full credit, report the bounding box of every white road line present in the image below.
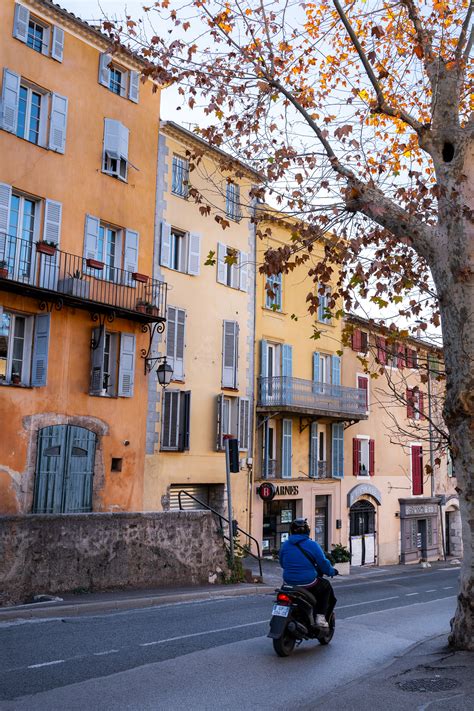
[93,649,119,656]
[425,589,437,592]
[437,568,460,571]
[28,660,65,669]
[337,596,399,609]
[406,593,419,596]
[443,586,453,590]
[139,619,268,646]
[343,595,456,621]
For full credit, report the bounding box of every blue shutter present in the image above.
[160,222,172,268]
[51,26,65,62]
[331,355,341,386]
[313,352,320,382]
[13,4,29,42]
[260,339,269,404]
[89,327,105,395]
[282,419,292,479]
[129,70,140,103]
[1,68,20,134]
[118,333,136,397]
[49,94,68,154]
[282,344,292,377]
[31,314,51,387]
[309,421,318,478]
[332,423,344,479]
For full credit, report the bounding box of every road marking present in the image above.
[406,593,419,596]
[342,594,456,621]
[437,568,460,571]
[337,596,399,609]
[93,649,119,656]
[443,586,453,590]
[425,589,437,592]
[139,619,269,646]
[28,660,65,669]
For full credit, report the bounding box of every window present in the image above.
[1,69,68,153]
[226,181,241,221]
[406,387,425,420]
[265,273,282,311]
[428,353,440,375]
[217,243,248,291]
[84,216,139,280]
[0,309,50,386]
[353,437,374,477]
[313,352,341,388]
[5,193,38,283]
[166,306,186,380]
[411,445,423,495]
[97,225,119,281]
[98,53,140,103]
[102,119,129,182]
[357,375,369,411]
[351,328,368,353]
[13,4,64,62]
[406,348,418,369]
[172,155,190,197]
[160,222,201,276]
[317,284,332,322]
[222,320,239,388]
[161,390,191,451]
[89,327,136,397]
[216,394,251,451]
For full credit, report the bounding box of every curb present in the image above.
[0,585,276,622]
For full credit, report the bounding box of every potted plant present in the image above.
[86,258,104,270]
[327,543,351,575]
[146,303,160,317]
[0,260,8,278]
[11,373,21,385]
[136,299,148,314]
[36,240,57,256]
[132,272,149,283]
[58,270,90,299]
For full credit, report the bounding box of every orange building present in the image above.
[0,0,166,514]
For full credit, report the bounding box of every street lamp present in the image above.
[156,359,173,388]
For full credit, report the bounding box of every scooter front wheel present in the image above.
[318,612,335,645]
[273,630,296,657]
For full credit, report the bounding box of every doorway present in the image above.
[417,518,428,559]
[314,495,329,552]
[32,425,97,513]
[350,500,376,565]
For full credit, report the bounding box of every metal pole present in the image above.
[224,438,235,565]
[427,360,435,498]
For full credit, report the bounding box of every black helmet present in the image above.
[290,517,310,535]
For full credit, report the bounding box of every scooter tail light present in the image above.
[277,593,291,604]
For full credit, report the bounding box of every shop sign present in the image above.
[257,482,276,501]
[275,485,299,496]
[406,504,437,515]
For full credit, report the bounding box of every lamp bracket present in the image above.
[140,321,166,373]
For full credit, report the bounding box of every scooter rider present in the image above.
[279,518,338,629]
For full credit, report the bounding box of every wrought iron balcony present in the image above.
[0,233,167,323]
[258,376,367,419]
[311,461,329,479]
[262,459,278,479]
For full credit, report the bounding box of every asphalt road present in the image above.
[0,566,459,710]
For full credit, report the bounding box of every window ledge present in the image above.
[171,379,185,384]
[263,307,286,315]
[221,386,239,392]
[0,382,33,389]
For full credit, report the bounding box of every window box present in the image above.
[86,258,104,270]
[135,301,147,314]
[132,272,148,283]
[36,241,57,256]
[58,276,90,299]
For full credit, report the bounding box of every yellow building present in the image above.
[0,0,165,514]
[143,122,259,536]
[341,315,459,565]
[251,216,367,556]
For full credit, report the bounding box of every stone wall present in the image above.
[0,511,229,606]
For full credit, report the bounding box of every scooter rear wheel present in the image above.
[273,630,296,657]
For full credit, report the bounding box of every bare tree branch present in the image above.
[455,0,474,60]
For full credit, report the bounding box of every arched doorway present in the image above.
[445,504,462,558]
[32,425,97,513]
[350,499,376,566]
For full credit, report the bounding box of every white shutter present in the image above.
[1,68,20,134]
[13,3,29,42]
[216,394,225,451]
[166,306,177,360]
[41,26,51,57]
[217,242,227,284]
[39,199,62,289]
[187,232,201,275]
[160,222,172,268]
[0,183,12,258]
[238,397,250,452]
[175,308,185,379]
[129,70,139,103]
[49,93,68,153]
[124,229,139,273]
[120,71,128,97]
[51,26,64,62]
[239,252,248,292]
[222,320,238,388]
[103,118,121,159]
[118,333,136,397]
[89,327,105,395]
[309,421,318,478]
[99,53,111,86]
[31,314,51,387]
[231,257,239,289]
[282,419,292,479]
[119,123,129,161]
[84,214,100,260]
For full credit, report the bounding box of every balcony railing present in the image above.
[311,461,328,479]
[0,233,167,322]
[258,376,367,418]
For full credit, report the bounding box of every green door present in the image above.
[32,425,96,513]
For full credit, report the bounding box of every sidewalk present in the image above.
[316,633,474,711]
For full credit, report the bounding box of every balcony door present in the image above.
[267,343,281,400]
[6,194,38,284]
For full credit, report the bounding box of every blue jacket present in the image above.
[279,534,336,585]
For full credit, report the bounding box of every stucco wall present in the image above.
[0,511,229,605]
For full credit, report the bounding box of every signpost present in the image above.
[224,436,239,565]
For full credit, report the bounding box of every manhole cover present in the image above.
[397,677,460,693]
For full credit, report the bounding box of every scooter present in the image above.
[268,582,336,657]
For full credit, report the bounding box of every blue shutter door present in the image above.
[332,423,344,478]
[282,344,293,403]
[309,421,318,478]
[260,339,268,403]
[118,333,136,397]
[331,355,341,386]
[282,419,292,478]
[62,427,96,512]
[31,314,51,387]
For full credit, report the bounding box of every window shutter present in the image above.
[103,118,121,159]
[352,329,362,352]
[166,305,177,361]
[0,184,12,255]
[260,340,268,378]
[84,214,100,260]
[239,252,248,292]
[282,419,292,479]
[118,333,136,397]
[238,397,250,452]
[419,391,425,419]
[332,423,344,479]
[358,376,368,410]
[398,344,406,369]
[51,26,64,62]
[120,71,128,98]
[124,229,139,274]
[309,421,318,478]
[129,70,139,102]
[1,68,20,133]
[89,327,105,395]
[231,257,240,289]
[282,344,293,377]
[179,391,191,451]
[406,388,414,418]
[31,314,51,387]
[99,53,111,86]
[369,439,375,476]
[49,94,68,153]
[167,307,185,380]
[162,390,179,450]
[353,438,360,476]
[13,3,29,42]
[217,242,227,284]
[317,287,326,322]
[160,222,172,268]
[216,394,224,451]
[331,355,341,386]
[39,199,62,290]
[222,320,238,388]
[412,446,423,495]
[376,336,387,365]
[406,348,413,369]
[119,123,129,161]
[313,352,320,382]
[187,232,201,276]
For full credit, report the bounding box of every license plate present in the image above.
[272,604,290,617]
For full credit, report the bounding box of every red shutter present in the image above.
[360,331,368,354]
[406,349,413,369]
[412,446,423,495]
[353,438,360,476]
[419,391,425,419]
[358,376,368,409]
[398,344,406,369]
[376,337,387,365]
[352,329,362,352]
[406,388,414,418]
[369,439,375,476]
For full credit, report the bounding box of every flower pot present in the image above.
[86,259,104,270]
[0,268,8,278]
[11,374,21,385]
[146,305,160,317]
[132,272,149,283]
[36,242,57,256]
[136,304,147,313]
[58,277,90,299]
[334,561,350,576]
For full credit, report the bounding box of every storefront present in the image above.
[399,498,440,563]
